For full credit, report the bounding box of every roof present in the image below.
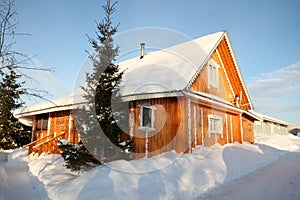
[15,31,254,122]
[248,110,290,126]
[13,89,85,125]
[119,31,225,96]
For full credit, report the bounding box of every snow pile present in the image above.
[14,134,298,200]
[25,153,79,200]
[6,148,28,165]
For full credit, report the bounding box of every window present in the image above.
[139,105,156,132]
[37,118,42,130]
[208,59,219,89]
[142,107,151,127]
[42,117,49,130]
[208,115,223,135]
[36,114,49,130]
[248,124,252,132]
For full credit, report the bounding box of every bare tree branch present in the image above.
[0,0,53,103]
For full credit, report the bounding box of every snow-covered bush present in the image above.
[57,140,102,172]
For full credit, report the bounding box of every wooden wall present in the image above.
[28,110,79,154]
[242,114,255,143]
[189,99,245,148]
[190,50,234,104]
[27,98,254,158]
[130,96,254,159]
[130,97,186,159]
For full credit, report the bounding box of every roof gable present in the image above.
[187,32,253,110]
[215,32,253,110]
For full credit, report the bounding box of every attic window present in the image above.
[138,105,156,132]
[208,59,219,90]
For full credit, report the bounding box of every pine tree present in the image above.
[0,64,30,149]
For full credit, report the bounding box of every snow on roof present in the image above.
[14,88,86,123]
[119,31,225,96]
[248,110,289,126]
[15,31,226,118]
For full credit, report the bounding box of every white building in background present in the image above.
[249,111,289,136]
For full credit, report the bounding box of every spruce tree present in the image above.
[60,0,132,170]
[81,0,131,162]
[0,65,30,149]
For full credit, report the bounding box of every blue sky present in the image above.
[13,0,300,124]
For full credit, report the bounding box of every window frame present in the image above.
[36,114,49,131]
[42,117,49,130]
[207,59,220,90]
[36,117,42,130]
[138,104,156,132]
[208,114,223,135]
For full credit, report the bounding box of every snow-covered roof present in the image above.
[14,89,85,125]
[16,31,256,123]
[119,31,225,96]
[15,31,225,118]
[248,110,289,126]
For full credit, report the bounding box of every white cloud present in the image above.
[249,62,300,99]
[248,61,300,124]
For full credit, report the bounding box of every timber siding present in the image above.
[26,110,79,154]
[130,96,255,159]
[190,50,234,104]
[130,97,185,159]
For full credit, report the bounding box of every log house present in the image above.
[16,31,266,158]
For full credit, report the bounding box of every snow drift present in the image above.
[6,134,300,200]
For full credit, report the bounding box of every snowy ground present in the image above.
[1,134,300,200]
[198,151,300,200]
[0,151,48,200]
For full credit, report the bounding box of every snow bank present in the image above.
[256,134,300,151]
[6,134,299,200]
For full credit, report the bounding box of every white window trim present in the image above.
[207,59,220,91]
[208,114,223,135]
[138,104,156,132]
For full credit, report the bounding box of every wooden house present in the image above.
[15,31,259,158]
[119,31,257,159]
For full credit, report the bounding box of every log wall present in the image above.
[29,110,79,154]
